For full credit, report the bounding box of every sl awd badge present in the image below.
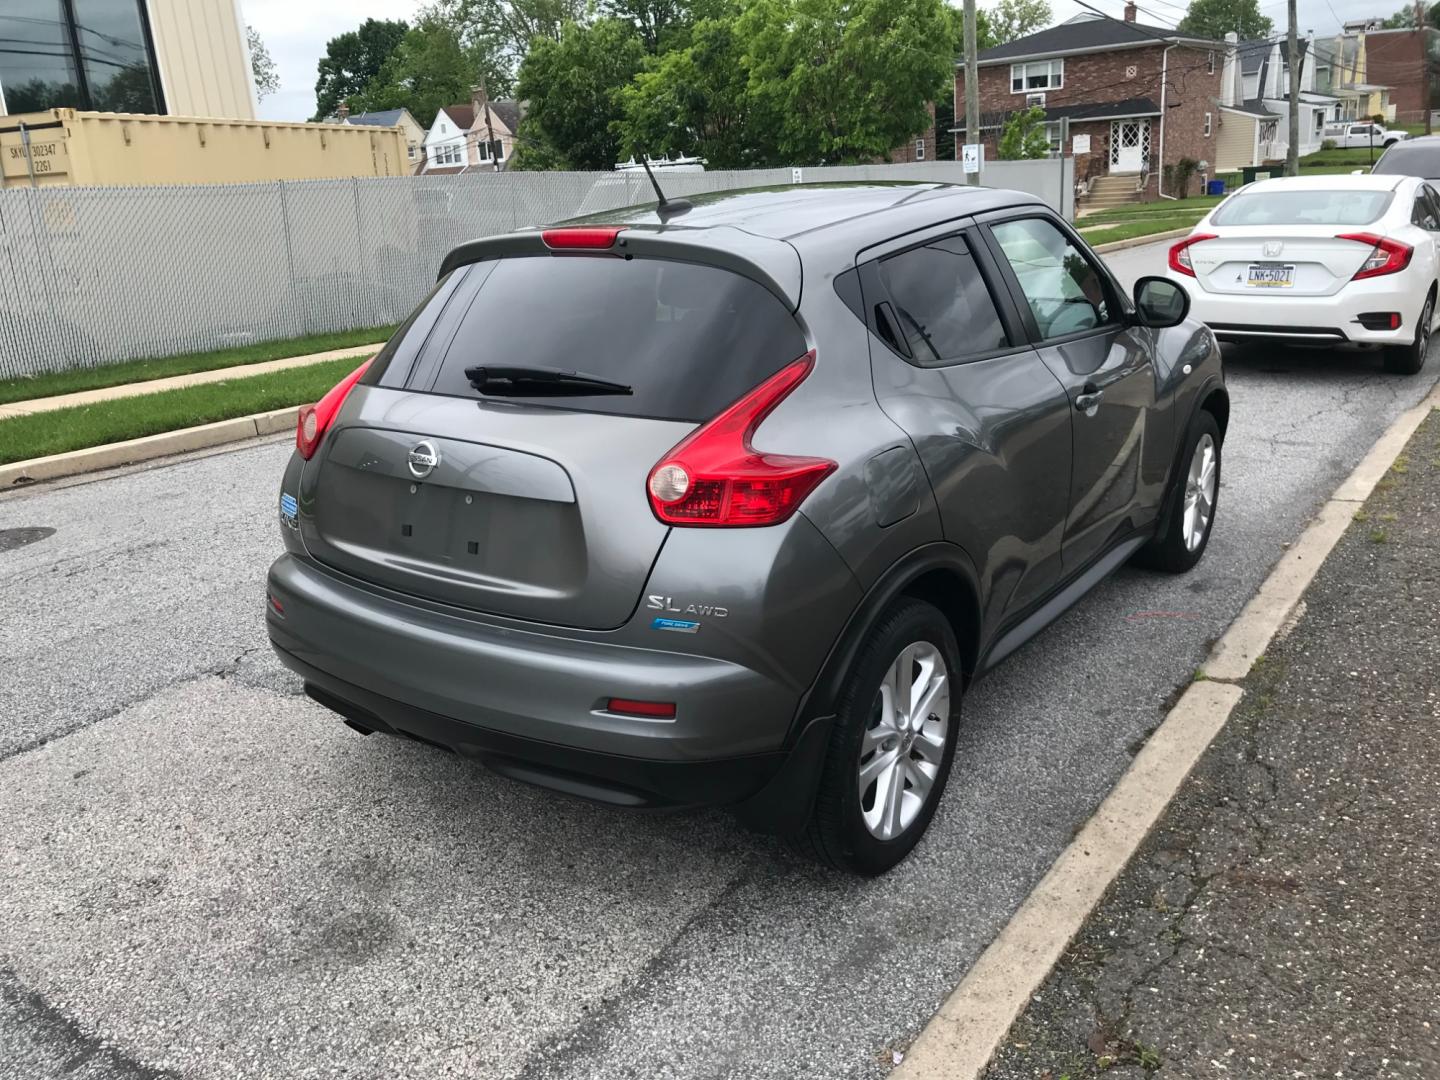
[646,596,728,633]
[407,440,440,479]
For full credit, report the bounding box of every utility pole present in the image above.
[964,0,980,185]
[484,103,498,172]
[1421,0,1433,134]
[1286,0,1300,176]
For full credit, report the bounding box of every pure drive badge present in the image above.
[651,618,700,633]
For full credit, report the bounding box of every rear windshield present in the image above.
[1210,188,1393,227]
[1373,143,1440,179]
[413,255,806,422]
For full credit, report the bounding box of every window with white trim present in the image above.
[1203,112,1212,137]
[1207,50,1215,74]
[1044,122,1063,154]
[915,139,926,160]
[1010,59,1063,93]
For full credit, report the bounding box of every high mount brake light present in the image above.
[1336,232,1413,280]
[1168,233,1217,277]
[541,226,622,250]
[296,359,371,460]
[646,351,836,528]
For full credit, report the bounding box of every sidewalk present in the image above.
[0,342,381,420]
[982,410,1440,1079]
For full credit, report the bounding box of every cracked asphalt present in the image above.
[1,238,1438,1080]
[983,410,1440,1080]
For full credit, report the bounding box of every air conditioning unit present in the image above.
[1026,93,1046,107]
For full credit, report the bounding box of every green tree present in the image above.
[312,18,409,120]
[598,0,706,52]
[247,26,280,100]
[989,0,1050,44]
[997,105,1050,158]
[620,17,778,166]
[1177,0,1271,41]
[1382,1,1440,27]
[741,0,954,163]
[515,19,647,169]
[350,15,509,122]
[439,0,588,83]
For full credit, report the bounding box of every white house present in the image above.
[420,105,475,173]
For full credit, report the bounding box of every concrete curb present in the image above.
[1090,226,1193,254]
[0,406,298,488]
[893,377,1440,1079]
[0,343,381,419]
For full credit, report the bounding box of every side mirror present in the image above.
[1133,276,1190,328]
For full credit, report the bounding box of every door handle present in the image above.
[1074,385,1104,413]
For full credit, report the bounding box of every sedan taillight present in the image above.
[1168,233,1217,277]
[646,352,836,527]
[296,359,371,460]
[1336,232,1414,280]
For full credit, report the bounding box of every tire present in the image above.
[1383,291,1433,375]
[1134,410,1221,574]
[794,598,962,876]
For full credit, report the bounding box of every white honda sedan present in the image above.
[1166,174,1440,374]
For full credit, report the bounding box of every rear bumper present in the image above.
[266,552,808,785]
[1172,272,1427,345]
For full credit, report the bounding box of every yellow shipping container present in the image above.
[1,110,409,190]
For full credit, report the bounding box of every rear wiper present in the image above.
[464,365,633,397]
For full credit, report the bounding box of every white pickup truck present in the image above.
[1322,121,1408,149]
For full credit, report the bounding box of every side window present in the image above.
[873,235,1010,366]
[1412,191,1438,229]
[1425,185,1440,229]
[990,217,1113,340]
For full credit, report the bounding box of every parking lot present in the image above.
[3,237,1438,1080]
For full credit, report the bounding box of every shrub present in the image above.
[1321,137,1337,150]
[997,106,1051,160]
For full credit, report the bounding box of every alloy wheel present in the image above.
[1182,433,1217,552]
[857,641,950,840]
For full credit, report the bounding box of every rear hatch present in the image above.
[296,236,808,631]
[1189,183,1400,296]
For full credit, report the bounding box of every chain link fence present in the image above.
[0,158,1071,379]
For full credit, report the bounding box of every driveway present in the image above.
[2,237,1437,1080]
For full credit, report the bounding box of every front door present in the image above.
[1109,119,1149,174]
[983,213,1172,572]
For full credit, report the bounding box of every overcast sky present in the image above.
[240,0,1402,123]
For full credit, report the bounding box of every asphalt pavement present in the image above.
[984,410,1440,1079]
[2,237,1438,1080]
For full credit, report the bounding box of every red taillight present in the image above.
[646,352,836,528]
[1168,233,1217,277]
[542,226,622,250]
[606,698,676,719]
[296,359,371,460]
[1337,232,1413,280]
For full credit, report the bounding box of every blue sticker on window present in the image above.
[651,617,700,633]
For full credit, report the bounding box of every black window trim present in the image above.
[975,208,1133,350]
[854,217,1035,369]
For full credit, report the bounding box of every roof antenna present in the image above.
[641,155,692,222]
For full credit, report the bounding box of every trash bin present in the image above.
[1240,165,1278,186]
[1206,179,1226,196]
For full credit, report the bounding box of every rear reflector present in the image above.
[606,698,676,719]
[647,351,836,527]
[1168,233,1217,277]
[542,226,622,250]
[1357,312,1402,331]
[1337,232,1413,280]
[296,359,371,460]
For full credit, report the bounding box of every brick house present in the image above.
[887,105,938,163]
[1362,26,1438,125]
[954,4,1224,201]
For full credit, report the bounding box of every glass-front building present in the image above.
[0,0,165,115]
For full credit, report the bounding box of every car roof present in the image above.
[1239,173,1410,193]
[567,182,1045,243]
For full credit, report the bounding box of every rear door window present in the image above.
[420,256,807,421]
[873,235,1010,365]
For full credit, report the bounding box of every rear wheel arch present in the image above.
[792,545,983,733]
[1201,385,1230,443]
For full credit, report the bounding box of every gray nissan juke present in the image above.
[266,182,1226,876]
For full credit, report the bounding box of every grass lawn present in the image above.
[1083,195,1224,223]
[1082,214,1204,246]
[0,325,395,407]
[0,357,364,465]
